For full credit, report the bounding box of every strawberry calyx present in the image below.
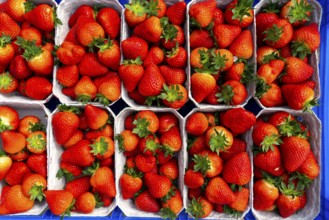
[56,168,74,182]
[53,7,63,26]
[0,118,12,133]
[216,84,234,105]
[90,137,108,156]
[161,145,175,157]
[187,197,205,219]
[61,198,75,219]
[277,116,302,137]
[209,129,230,154]
[88,37,106,52]
[29,122,46,132]
[145,0,160,17]
[287,0,313,24]
[230,183,243,192]
[187,135,196,151]
[262,2,280,13]
[158,84,183,103]
[161,187,176,202]
[291,40,311,60]
[144,137,160,154]
[29,183,45,202]
[279,182,304,197]
[115,134,126,152]
[192,154,211,175]
[240,63,256,85]
[210,49,228,72]
[223,205,243,218]
[262,51,282,64]
[58,104,81,114]
[24,0,36,13]
[95,94,111,106]
[125,0,147,17]
[289,172,313,188]
[255,77,271,98]
[160,207,177,220]
[0,150,7,157]
[145,96,161,107]
[160,17,178,43]
[82,162,100,176]
[262,171,281,187]
[133,117,151,138]
[260,134,282,152]
[303,98,319,113]
[76,94,92,104]
[122,56,143,66]
[125,166,144,178]
[94,193,104,208]
[263,24,283,43]
[0,35,11,48]
[230,0,253,22]
[16,37,43,61]
[166,43,179,58]
[0,72,15,91]
[27,134,46,151]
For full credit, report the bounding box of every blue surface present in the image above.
[4,0,328,219]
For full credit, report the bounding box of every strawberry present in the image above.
[254,145,284,176]
[52,106,80,145]
[57,161,82,182]
[6,0,27,22]
[0,72,18,94]
[1,185,34,214]
[159,65,186,85]
[56,65,79,88]
[68,5,95,27]
[27,153,47,177]
[124,0,148,28]
[298,151,320,180]
[135,190,160,213]
[187,197,213,219]
[120,171,143,200]
[122,36,148,61]
[90,136,114,160]
[253,177,280,211]
[137,63,165,97]
[138,134,160,156]
[1,131,26,154]
[135,153,156,173]
[211,49,234,71]
[64,24,79,44]
[26,131,46,154]
[24,4,59,32]
[22,173,47,201]
[256,12,280,42]
[96,7,120,39]
[128,90,147,105]
[281,84,318,111]
[184,169,204,189]
[229,29,253,59]
[116,130,140,153]
[95,76,121,105]
[276,184,302,218]
[205,177,236,205]
[76,16,105,46]
[263,19,293,49]
[0,106,19,132]
[196,150,223,178]
[225,0,254,28]
[24,76,52,100]
[189,0,216,28]
[186,112,209,136]
[166,1,186,26]
[160,84,188,109]
[159,157,179,180]
[65,176,91,199]
[213,24,241,48]
[119,57,144,93]
[160,126,182,153]
[256,46,279,65]
[280,0,313,26]
[257,59,285,84]
[78,53,108,77]
[134,16,162,43]
[268,111,294,127]
[45,190,74,216]
[280,136,310,172]
[252,120,281,150]
[9,55,32,79]
[258,83,285,107]
[216,80,248,105]
[56,41,85,65]
[0,151,12,180]
[85,124,113,141]
[144,46,164,67]
[90,166,116,198]
[0,35,14,66]
[205,125,233,154]
[220,138,247,161]
[190,30,214,49]
[148,0,167,18]
[281,57,313,84]
[161,23,185,50]
[158,113,178,134]
[0,12,20,39]
[61,139,95,167]
[74,76,97,102]
[291,23,320,59]
[20,27,42,45]
[229,187,250,212]
[5,161,30,185]
[96,39,121,71]
[75,192,97,214]
[144,172,172,198]
[222,152,251,185]
[220,108,256,134]
[84,104,108,130]
[191,72,216,103]
[161,189,183,216]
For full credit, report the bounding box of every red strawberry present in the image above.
[165,46,187,68]
[1,185,34,214]
[190,30,214,49]
[124,0,147,28]
[119,57,144,93]
[263,19,293,49]
[161,24,185,50]
[76,16,105,46]
[221,108,256,135]
[229,29,253,59]
[0,151,12,181]
[0,12,20,39]
[90,167,116,198]
[213,8,224,26]
[143,46,164,67]
[281,84,317,111]
[196,150,223,178]
[159,158,179,180]
[135,153,156,173]
[135,191,160,213]
[137,63,165,97]
[68,5,95,27]
[122,36,148,61]
[5,161,30,185]
[256,46,279,65]
[159,65,185,85]
[119,172,143,200]
[221,138,247,161]
[298,151,320,180]
[184,169,204,189]
[144,172,172,198]
[84,104,109,130]
[280,0,312,26]
[257,59,285,84]
[160,126,182,153]
[276,187,302,218]
[281,57,313,84]
[96,7,120,39]
[56,41,85,65]
[205,177,236,205]
[186,112,208,136]
[189,0,216,28]
[56,65,79,88]
[258,83,285,107]
[0,72,18,94]
[254,145,284,176]
[216,80,248,105]
[222,152,251,185]
[45,190,74,216]
[65,176,91,199]
[9,55,32,79]
[0,35,14,66]
[1,130,26,154]
[23,76,52,100]
[256,12,279,44]
[253,178,279,211]
[61,139,95,167]
[213,24,241,48]
[160,84,188,109]
[78,53,108,77]
[26,153,47,177]
[20,27,42,45]
[24,4,58,32]
[74,76,97,102]
[187,197,213,219]
[0,106,19,132]
[165,1,186,26]
[134,16,162,43]
[225,0,254,28]
[6,0,27,22]
[229,187,250,212]
[96,40,121,71]
[252,121,280,150]
[191,72,216,103]
[161,189,183,215]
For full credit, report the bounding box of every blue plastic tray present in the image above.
[2,0,328,219]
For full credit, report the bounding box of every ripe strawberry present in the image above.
[268,111,294,127]
[254,145,284,176]
[135,153,156,173]
[0,35,14,66]
[160,84,188,109]
[124,0,147,28]
[166,1,186,26]
[213,24,241,48]
[96,7,120,39]
[56,65,79,88]
[24,4,59,32]
[211,49,234,71]
[263,19,293,49]
[281,136,310,172]
[119,57,144,93]
[158,113,178,134]
[190,30,214,49]
[9,55,32,79]
[257,59,285,84]
[291,23,320,59]
[78,53,108,77]
[252,121,280,150]
[190,47,208,69]
[160,126,182,153]
[75,192,96,214]
[120,171,143,200]
[116,130,140,153]
[0,151,12,180]
[26,131,46,154]
[225,0,254,28]
[159,65,185,86]
[197,150,223,178]
[256,46,279,65]
[216,80,248,105]
[25,76,52,100]
[65,176,91,199]
[205,177,236,205]
[96,76,121,105]
[165,46,187,68]
[137,63,165,97]
[90,136,114,160]
[229,29,253,59]
[253,177,279,211]
[1,131,26,154]
[85,124,113,141]
[68,5,95,27]
[5,161,30,185]
[205,126,234,154]
[222,152,251,185]
[184,169,204,189]
[281,84,317,111]
[45,190,74,216]
[221,138,247,161]
[135,191,160,213]
[280,0,313,26]
[134,16,162,43]
[95,40,120,71]
[0,72,18,94]
[0,106,19,132]
[187,197,213,219]
[20,27,42,45]
[229,187,250,212]
[76,16,105,46]
[276,185,302,218]
[258,83,285,107]
[1,185,34,214]
[6,0,27,22]
[90,166,116,198]
[189,0,216,28]
[139,134,159,156]
[74,76,97,102]
[27,153,47,177]
[122,36,148,61]
[22,173,46,201]
[191,72,216,103]
[281,57,313,84]
[186,112,208,136]
[84,104,108,130]
[144,46,164,67]
[161,24,185,50]
[161,189,183,216]
[0,12,20,39]
[56,41,85,65]
[61,139,95,167]
[56,161,82,182]
[159,158,179,180]
[298,151,320,180]
[144,172,172,198]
